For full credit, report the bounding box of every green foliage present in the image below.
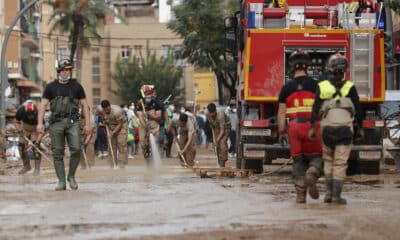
[45,0,116,62]
[112,50,184,104]
[167,0,240,100]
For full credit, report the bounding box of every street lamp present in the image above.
[1,0,39,129]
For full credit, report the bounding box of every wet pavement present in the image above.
[1,148,400,240]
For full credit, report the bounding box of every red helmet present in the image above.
[25,101,38,113]
[140,85,155,97]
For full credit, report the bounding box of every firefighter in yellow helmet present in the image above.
[309,53,363,205]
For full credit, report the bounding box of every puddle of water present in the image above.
[149,133,162,168]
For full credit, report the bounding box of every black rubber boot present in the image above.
[324,175,333,203]
[305,166,319,199]
[67,158,80,190]
[332,180,347,205]
[54,161,66,191]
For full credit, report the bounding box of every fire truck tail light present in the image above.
[363,120,384,128]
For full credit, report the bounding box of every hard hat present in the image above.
[326,53,348,73]
[25,101,38,113]
[288,49,311,71]
[57,58,73,72]
[140,85,155,98]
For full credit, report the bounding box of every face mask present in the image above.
[58,75,70,81]
[168,105,175,112]
[144,97,151,104]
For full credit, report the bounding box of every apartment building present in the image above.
[0,0,41,108]
[41,0,199,109]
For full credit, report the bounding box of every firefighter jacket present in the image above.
[278,76,318,120]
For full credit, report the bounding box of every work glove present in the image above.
[308,127,316,141]
[278,134,288,146]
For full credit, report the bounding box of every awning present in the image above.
[16,79,40,90]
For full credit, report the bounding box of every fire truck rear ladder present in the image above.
[350,33,374,100]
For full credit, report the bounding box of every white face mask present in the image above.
[58,75,70,81]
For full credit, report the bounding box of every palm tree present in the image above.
[45,0,115,80]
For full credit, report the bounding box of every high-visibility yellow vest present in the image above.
[318,80,353,100]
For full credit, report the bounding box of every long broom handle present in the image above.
[174,140,189,167]
[105,125,117,168]
[23,136,53,165]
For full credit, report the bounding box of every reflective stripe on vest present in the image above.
[318,80,353,100]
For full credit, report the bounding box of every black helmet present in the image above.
[326,53,347,73]
[57,58,73,72]
[288,49,311,72]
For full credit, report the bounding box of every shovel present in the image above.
[105,126,118,169]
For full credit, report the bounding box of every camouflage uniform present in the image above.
[175,113,198,167]
[137,98,163,164]
[98,104,128,168]
[207,110,231,167]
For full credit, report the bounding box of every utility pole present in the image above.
[1,0,39,129]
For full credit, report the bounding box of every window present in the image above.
[92,57,101,83]
[121,45,131,59]
[57,48,68,61]
[93,88,101,107]
[173,44,183,66]
[161,45,171,58]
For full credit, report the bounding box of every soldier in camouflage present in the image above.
[206,103,231,167]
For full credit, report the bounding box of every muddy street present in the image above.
[1,148,400,240]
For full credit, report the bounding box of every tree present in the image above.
[167,0,239,104]
[112,49,184,104]
[45,0,116,79]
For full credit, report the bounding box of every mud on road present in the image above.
[1,149,400,240]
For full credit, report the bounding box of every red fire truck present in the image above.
[227,0,388,174]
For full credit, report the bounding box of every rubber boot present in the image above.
[33,160,41,176]
[305,166,319,199]
[295,179,307,203]
[324,175,333,203]
[332,180,347,205]
[18,158,32,174]
[54,161,66,191]
[67,157,80,190]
